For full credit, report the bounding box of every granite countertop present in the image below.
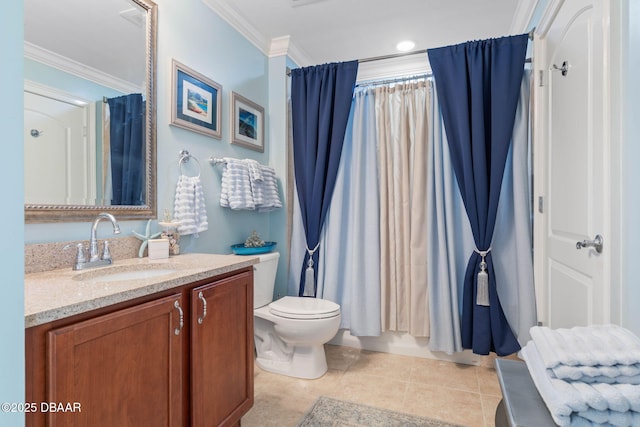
[24,253,258,328]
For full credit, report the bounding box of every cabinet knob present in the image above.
[197,291,208,325]
[174,300,184,335]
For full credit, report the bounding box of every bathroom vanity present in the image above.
[24,254,257,427]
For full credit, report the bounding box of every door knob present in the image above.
[576,234,603,253]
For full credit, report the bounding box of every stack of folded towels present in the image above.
[219,158,282,212]
[521,324,640,426]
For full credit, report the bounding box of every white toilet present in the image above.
[252,252,341,379]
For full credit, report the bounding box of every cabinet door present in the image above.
[47,294,185,427]
[191,271,253,427]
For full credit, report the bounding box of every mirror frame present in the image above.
[25,0,158,223]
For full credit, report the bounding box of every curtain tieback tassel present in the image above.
[303,243,320,297]
[474,247,491,307]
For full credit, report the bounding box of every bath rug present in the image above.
[296,396,465,427]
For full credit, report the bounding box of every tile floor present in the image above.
[242,344,508,427]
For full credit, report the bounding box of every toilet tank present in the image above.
[253,251,280,308]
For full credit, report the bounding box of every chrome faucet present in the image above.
[72,212,121,270]
[89,212,121,262]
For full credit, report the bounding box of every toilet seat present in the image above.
[269,296,340,320]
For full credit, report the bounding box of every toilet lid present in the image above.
[269,296,340,319]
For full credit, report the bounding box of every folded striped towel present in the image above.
[219,158,281,212]
[530,324,640,384]
[522,340,640,426]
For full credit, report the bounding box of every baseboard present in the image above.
[328,329,488,366]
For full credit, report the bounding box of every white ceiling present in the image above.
[24,0,147,90]
[23,0,532,90]
[206,0,531,67]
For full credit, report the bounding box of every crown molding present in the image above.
[201,0,271,53]
[281,41,314,67]
[269,36,291,57]
[203,0,315,68]
[24,42,142,94]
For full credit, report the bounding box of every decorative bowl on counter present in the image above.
[231,242,277,255]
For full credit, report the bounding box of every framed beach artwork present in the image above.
[230,91,264,152]
[170,59,222,139]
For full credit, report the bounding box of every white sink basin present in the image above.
[74,264,183,283]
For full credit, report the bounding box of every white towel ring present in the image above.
[178,150,201,178]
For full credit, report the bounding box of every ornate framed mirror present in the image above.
[24,0,157,222]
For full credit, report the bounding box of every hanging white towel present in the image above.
[174,174,208,237]
[219,158,282,211]
[220,158,255,210]
[245,158,264,183]
[252,166,282,212]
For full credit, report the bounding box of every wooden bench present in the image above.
[494,359,557,426]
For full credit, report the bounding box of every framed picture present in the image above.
[230,91,264,152]
[170,59,222,139]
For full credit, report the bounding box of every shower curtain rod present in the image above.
[286,29,534,75]
[357,29,534,64]
[356,73,432,88]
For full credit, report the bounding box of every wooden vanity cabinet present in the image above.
[25,268,254,427]
[46,293,184,427]
[191,272,254,427]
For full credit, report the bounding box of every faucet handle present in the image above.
[101,241,112,261]
[64,243,87,270]
[65,243,87,270]
[75,243,87,264]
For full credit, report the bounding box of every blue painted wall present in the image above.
[1,2,26,426]
[24,0,289,289]
[12,1,290,422]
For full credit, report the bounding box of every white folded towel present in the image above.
[530,324,640,385]
[522,341,640,426]
[174,175,208,237]
[553,364,640,384]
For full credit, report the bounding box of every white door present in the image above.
[24,87,95,205]
[535,0,610,328]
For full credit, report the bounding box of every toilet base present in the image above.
[256,344,328,379]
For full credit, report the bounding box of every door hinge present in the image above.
[538,69,544,87]
[538,196,544,213]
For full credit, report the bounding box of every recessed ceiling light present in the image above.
[396,40,415,52]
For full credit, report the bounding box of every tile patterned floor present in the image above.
[242,344,506,427]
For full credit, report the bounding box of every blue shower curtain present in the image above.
[290,61,359,297]
[428,34,529,356]
[492,70,537,346]
[107,93,144,205]
[316,87,381,336]
[427,71,536,354]
[426,81,474,354]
